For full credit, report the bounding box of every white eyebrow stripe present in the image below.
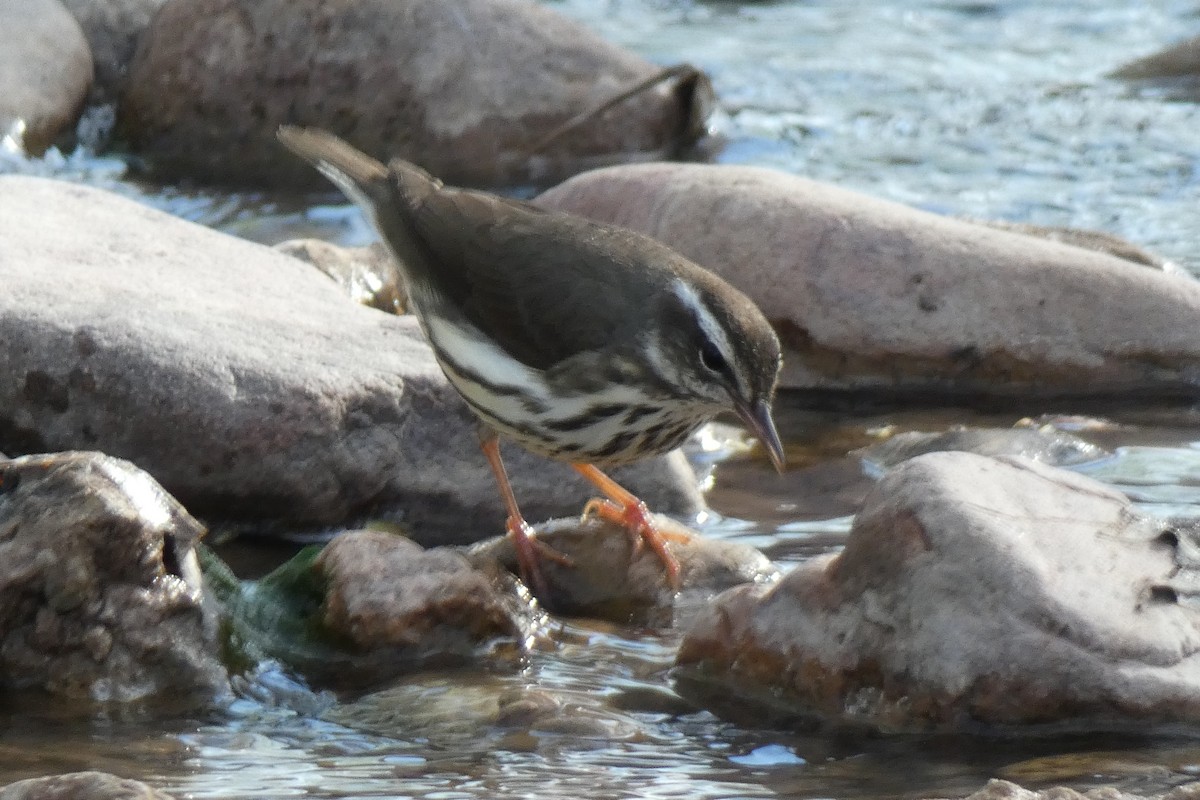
[670,278,745,393]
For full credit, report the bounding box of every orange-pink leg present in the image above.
[572,463,682,589]
[479,433,571,599]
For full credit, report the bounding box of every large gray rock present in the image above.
[119,0,709,188]
[0,0,93,153]
[57,0,166,103]
[676,452,1200,731]
[537,163,1200,399]
[0,452,228,705]
[0,176,701,541]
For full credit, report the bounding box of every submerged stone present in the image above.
[0,770,176,800]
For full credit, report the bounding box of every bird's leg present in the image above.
[572,464,682,589]
[478,429,572,599]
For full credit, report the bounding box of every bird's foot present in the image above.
[506,515,573,600]
[581,497,682,589]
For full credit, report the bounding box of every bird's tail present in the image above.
[276,126,391,209]
[277,126,441,292]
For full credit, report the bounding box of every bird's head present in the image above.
[645,274,785,472]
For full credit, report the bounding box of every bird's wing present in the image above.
[398,178,670,371]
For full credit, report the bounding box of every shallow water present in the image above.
[5,0,1200,797]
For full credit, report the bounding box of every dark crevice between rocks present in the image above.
[0,419,47,456]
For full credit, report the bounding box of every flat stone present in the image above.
[119,0,710,188]
[0,176,701,542]
[676,452,1200,732]
[0,0,93,152]
[0,452,228,706]
[537,163,1200,400]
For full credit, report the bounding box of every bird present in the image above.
[277,126,785,601]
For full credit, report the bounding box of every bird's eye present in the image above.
[699,338,727,374]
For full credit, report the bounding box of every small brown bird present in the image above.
[277,127,784,600]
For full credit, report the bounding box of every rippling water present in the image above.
[5,1,1200,798]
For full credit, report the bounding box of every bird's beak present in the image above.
[735,398,786,473]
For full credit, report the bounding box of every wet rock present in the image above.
[0,175,702,541]
[0,771,175,800]
[211,531,534,688]
[313,530,535,683]
[467,515,778,622]
[0,0,93,153]
[56,0,166,104]
[675,452,1200,732]
[858,424,1106,473]
[119,0,711,188]
[274,239,406,314]
[536,163,1200,399]
[0,452,228,706]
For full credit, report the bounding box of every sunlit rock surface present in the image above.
[537,163,1200,399]
[119,0,710,188]
[0,452,227,706]
[0,176,702,540]
[0,770,176,800]
[676,452,1200,732]
[467,515,778,621]
[0,0,93,153]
